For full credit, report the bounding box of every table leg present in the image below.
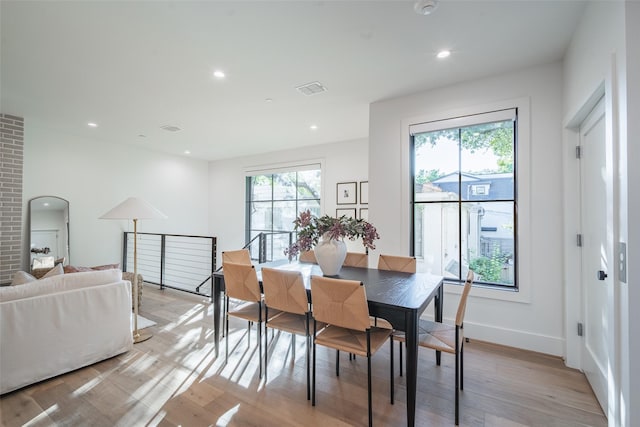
[405,310,419,427]
[213,275,222,358]
[435,282,443,365]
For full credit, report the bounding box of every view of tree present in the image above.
[415,169,444,184]
[414,121,514,177]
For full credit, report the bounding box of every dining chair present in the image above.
[343,252,368,268]
[222,262,279,379]
[377,254,417,373]
[222,249,251,265]
[262,267,319,400]
[311,275,394,427]
[395,270,474,425]
[377,254,416,273]
[298,250,317,264]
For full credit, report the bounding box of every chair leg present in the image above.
[336,350,340,377]
[292,334,296,361]
[390,337,394,405]
[399,340,403,377]
[367,332,372,427]
[460,342,464,390]
[312,321,317,406]
[264,324,268,381]
[455,349,460,425]
[225,297,229,365]
[306,315,311,401]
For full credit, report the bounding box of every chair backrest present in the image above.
[261,267,309,315]
[455,270,474,327]
[377,254,416,273]
[310,275,370,331]
[222,249,251,265]
[299,250,317,264]
[343,252,368,268]
[222,262,261,302]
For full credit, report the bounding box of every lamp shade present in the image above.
[100,197,167,220]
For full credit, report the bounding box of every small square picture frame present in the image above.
[336,208,357,219]
[359,208,368,221]
[336,182,357,205]
[360,181,369,204]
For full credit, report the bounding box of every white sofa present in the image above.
[0,269,134,394]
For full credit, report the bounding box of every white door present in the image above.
[579,97,610,413]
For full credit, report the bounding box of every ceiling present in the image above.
[1,1,586,162]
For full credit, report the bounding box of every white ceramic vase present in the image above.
[314,233,347,276]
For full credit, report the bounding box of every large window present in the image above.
[246,165,321,261]
[411,109,517,288]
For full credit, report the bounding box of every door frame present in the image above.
[562,59,621,425]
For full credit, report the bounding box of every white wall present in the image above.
[22,124,210,269]
[208,138,368,266]
[562,1,637,425]
[369,62,565,356]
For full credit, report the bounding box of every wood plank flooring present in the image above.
[0,286,606,426]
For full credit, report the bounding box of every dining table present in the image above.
[211,260,444,427]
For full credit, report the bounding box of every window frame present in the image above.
[401,98,532,303]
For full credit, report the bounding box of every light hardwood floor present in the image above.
[0,286,606,427]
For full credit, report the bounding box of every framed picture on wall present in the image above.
[360,181,369,204]
[359,208,368,221]
[336,208,357,219]
[336,182,357,205]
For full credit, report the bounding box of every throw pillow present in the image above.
[42,263,64,279]
[91,263,120,271]
[10,271,36,286]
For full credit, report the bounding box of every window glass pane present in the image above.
[460,120,514,201]
[298,199,321,217]
[415,202,459,279]
[414,129,460,201]
[464,201,515,285]
[298,169,321,200]
[250,201,272,230]
[273,201,296,232]
[273,172,297,200]
[251,175,272,201]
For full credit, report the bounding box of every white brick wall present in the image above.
[0,114,24,285]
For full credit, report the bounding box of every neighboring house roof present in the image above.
[429,172,514,201]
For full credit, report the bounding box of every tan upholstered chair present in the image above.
[223,262,279,378]
[222,249,251,265]
[311,275,394,427]
[376,254,417,368]
[262,267,318,400]
[343,252,368,268]
[298,250,317,264]
[122,271,144,310]
[395,270,474,425]
[377,254,416,273]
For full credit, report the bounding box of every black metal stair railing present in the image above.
[123,232,217,300]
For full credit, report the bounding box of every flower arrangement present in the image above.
[284,209,380,259]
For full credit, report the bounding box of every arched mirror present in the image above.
[29,196,70,270]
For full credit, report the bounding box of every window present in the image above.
[246,165,321,261]
[410,109,517,288]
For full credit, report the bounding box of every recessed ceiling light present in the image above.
[87,122,98,127]
[310,125,318,130]
[265,98,273,103]
[43,202,49,207]
[184,150,191,155]
[213,70,225,78]
[414,0,439,15]
[437,50,451,59]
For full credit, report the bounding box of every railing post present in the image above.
[160,234,166,290]
[122,231,128,272]
[259,233,267,264]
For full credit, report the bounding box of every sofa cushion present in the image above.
[0,269,123,302]
[10,271,37,286]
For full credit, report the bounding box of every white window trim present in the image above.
[401,97,531,304]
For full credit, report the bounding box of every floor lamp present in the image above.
[100,197,167,343]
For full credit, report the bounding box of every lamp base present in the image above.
[133,330,153,344]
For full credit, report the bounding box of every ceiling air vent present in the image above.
[295,81,327,96]
[160,124,182,132]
